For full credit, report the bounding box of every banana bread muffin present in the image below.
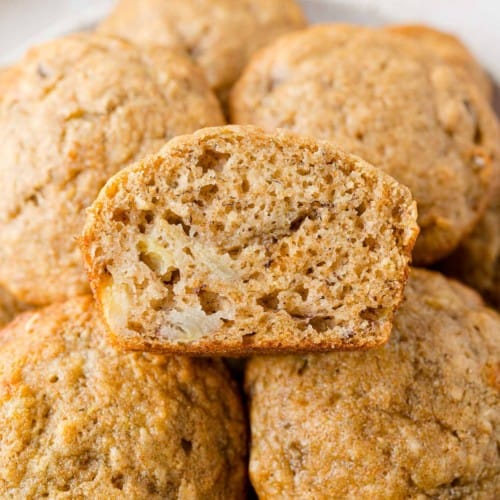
[81,125,418,355]
[387,24,493,100]
[441,177,499,309]
[98,0,306,105]
[0,285,26,328]
[0,33,224,305]
[0,296,247,498]
[230,25,500,264]
[246,268,500,498]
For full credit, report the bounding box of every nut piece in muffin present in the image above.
[0,33,224,305]
[98,0,306,105]
[387,24,493,100]
[0,296,247,498]
[230,24,500,265]
[81,125,418,355]
[246,268,500,499]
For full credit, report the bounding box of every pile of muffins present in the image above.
[0,0,498,498]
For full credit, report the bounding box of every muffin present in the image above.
[246,268,500,498]
[81,125,418,355]
[98,0,306,105]
[0,33,224,305]
[440,177,499,309]
[387,24,493,100]
[0,285,27,328]
[0,296,247,498]
[0,66,18,100]
[230,24,500,264]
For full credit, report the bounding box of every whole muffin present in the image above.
[0,296,247,498]
[0,33,224,305]
[98,0,306,105]
[441,177,500,309]
[387,24,493,100]
[246,268,500,498]
[231,25,500,265]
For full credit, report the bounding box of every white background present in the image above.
[1,0,499,80]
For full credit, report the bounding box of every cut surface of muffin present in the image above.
[82,125,418,355]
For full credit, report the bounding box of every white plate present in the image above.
[0,0,499,81]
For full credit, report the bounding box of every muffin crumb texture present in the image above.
[82,125,418,354]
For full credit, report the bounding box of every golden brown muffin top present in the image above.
[387,24,493,100]
[246,268,500,499]
[0,296,247,498]
[0,285,27,328]
[231,24,500,265]
[0,33,224,306]
[99,0,306,104]
[442,177,500,309]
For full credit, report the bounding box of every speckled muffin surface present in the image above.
[81,125,418,355]
[0,33,224,305]
[245,268,500,499]
[98,0,306,104]
[387,24,493,100]
[0,296,246,499]
[442,178,500,308]
[231,24,500,264]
